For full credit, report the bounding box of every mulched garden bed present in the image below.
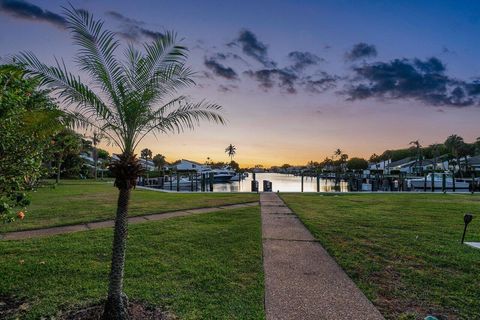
[60,301,176,320]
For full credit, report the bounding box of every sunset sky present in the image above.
[1,0,480,166]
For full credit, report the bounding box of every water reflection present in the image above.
[213,173,348,192]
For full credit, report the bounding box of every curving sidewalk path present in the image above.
[1,202,259,241]
[261,193,384,320]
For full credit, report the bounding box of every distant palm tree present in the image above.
[429,143,442,171]
[332,149,342,172]
[152,153,167,171]
[334,148,342,159]
[141,148,153,170]
[409,140,422,174]
[14,7,224,319]
[225,144,237,161]
[369,153,380,172]
[85,131,106,179]
[141,148,153,180]
[445,134,464,177]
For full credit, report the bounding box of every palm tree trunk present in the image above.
[103,186,131,319]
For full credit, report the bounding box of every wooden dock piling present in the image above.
[176,171,180,192]
[442,174,446,192]
[431,172,435,192]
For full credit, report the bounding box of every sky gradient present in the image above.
[1,0,480,166]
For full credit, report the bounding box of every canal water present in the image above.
[213,172,348,192]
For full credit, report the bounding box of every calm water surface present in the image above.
[213,172,348,192]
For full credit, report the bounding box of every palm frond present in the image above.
[63,110,125,150]
[63,5,124,107]
[143,31,188,78]
[122,39,194,109]
[14,52,113,121]
[11,8,225,155]
[133,99,224,150]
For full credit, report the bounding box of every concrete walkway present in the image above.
[1,202,258,241]
[261,193,384,320]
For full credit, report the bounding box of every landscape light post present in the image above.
[461,213,473,244]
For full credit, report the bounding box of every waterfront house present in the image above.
[112,153,156,171]
[168,159,210,173]
[368,159,391,173]
[387,157,416,174]
[459,155,480,172]
[470,156,480,172]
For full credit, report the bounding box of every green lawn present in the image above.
[1,180,258,233]
[0,206,264,319]
[280,193,480,320]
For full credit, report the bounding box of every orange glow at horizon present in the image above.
[95,92,480,168]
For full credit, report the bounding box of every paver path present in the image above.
[261,193,384,320]
[1,201,258,241]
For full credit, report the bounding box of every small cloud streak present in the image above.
[229,29,276,67]
[0,0,66,28]
[302,72,338,93]
[244,68,298,94]
[204,55,238,80]
[105,10,163,41]
[287,51,323,71]
[345,42,377,61]
[218,84,238,92]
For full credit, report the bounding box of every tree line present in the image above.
[273,135,480,175]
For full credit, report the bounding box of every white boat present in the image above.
[213,169,236,182]
[409,173,469,190]
[230,172,247,181]
[201,167,236,182]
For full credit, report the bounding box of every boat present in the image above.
[409,173,470,190]
[201,167,236,182]
[212,168,236,182]
[230,172,247,181]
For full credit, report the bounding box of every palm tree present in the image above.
[152,153,167,171]
[225,144,236,161]
[141,148,153,170]
[334,148,342,159]
[14,7,224,319]
[333,148,342,172]
[369,153,380,172]
[445,134,464,177]
[429,143,442,172]
[409,140,422,174]
[85,131,106,179]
